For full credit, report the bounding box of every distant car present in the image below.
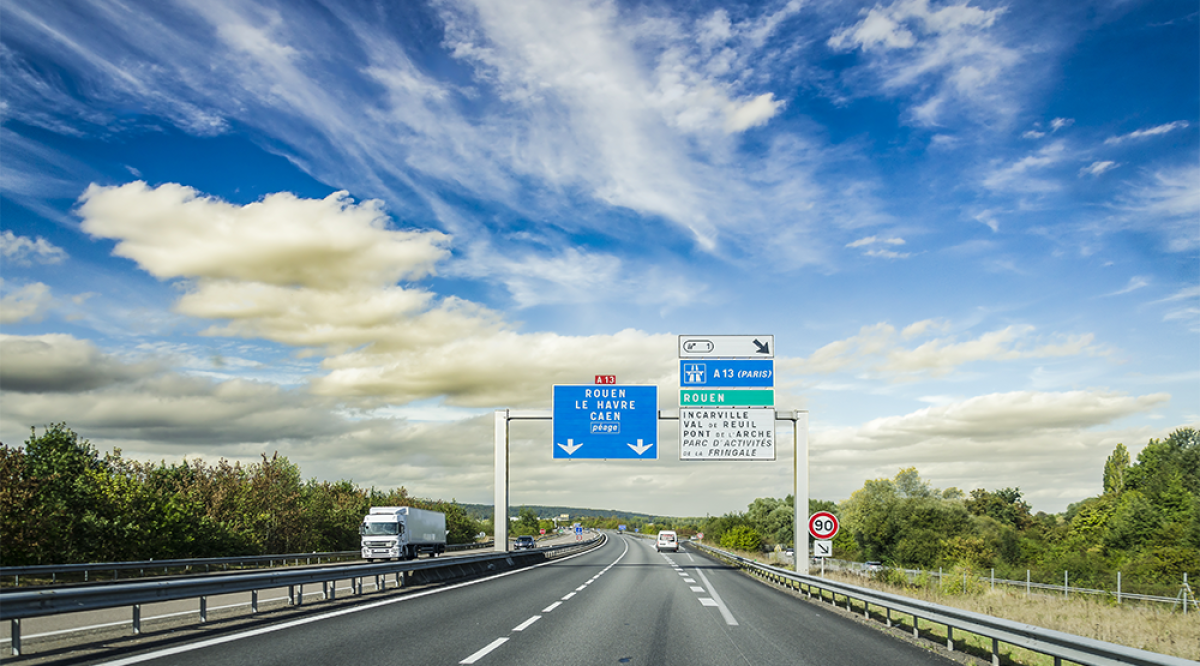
[655,530,678,552]
[865,561,883,572]
[513,535,537,550]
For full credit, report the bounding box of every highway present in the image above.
[20,535,958,666]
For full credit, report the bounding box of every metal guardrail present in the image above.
[694,542,1192,666]
[1,536,601,656]
[0,542,495,585]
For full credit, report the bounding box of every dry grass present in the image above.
[816,569,1199,663]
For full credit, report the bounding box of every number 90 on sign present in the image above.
[808,511,839,540]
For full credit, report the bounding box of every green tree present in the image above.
[515,507,541,537]
[965,487,1032,530]
[1103,443,1130,495]
[720,524,762,551]
[21,424,109,562]
[0,445,47,565]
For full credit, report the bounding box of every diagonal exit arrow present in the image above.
[628,439,654,455]
[557,439,583,455]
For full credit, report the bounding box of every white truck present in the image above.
[360,506,447,560]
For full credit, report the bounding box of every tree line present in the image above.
[0,423,484,565]
[694,428,1199,595]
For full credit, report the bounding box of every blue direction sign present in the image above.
[553,385,658,459]
[679,359,774,388]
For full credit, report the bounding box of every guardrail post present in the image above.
[133,604,141,634]
[11,618,20,656]
[288,584,295,605]
[252,589,259,614]
[912,615,919,638]
[991,637,999,665]
[946,625,954,652]
[200,596,207,623]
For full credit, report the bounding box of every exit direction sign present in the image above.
[679,335,773,358]
[553,385,658,459]
[680,359,773,387]
[679,407,775,460]
[679,389,774,407]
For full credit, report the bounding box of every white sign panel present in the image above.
[679,407,775,460]
[813,540,833,558]
[679,335,774,358]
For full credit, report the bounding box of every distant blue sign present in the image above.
[679,359,774,388]
[553,385,658,459]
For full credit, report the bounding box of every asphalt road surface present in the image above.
[13,535,959,666]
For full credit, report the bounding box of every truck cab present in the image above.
[361,506,447,560]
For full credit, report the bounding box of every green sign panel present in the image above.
[679,389,774,407]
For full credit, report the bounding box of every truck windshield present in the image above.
[361,521,401,536]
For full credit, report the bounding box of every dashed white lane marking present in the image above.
[690,586,705,592]
[699,599,719,607]
[457,536,632,664]
[683,578,696,583]
[513,616,540,631]
[96,543,602,666]
[460,637,509,664]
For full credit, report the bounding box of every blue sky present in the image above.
[2,0,1196,516]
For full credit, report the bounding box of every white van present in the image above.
[655,530,678,552]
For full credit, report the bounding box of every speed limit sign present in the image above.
[808,511,839,540]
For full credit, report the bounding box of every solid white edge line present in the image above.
[460,637,509,664]
[694,568,738,626]
[94,539,608,666]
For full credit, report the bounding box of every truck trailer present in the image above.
[360,506,447,560]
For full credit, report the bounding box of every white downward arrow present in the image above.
[628,439,653,455]
[558,439,583,455]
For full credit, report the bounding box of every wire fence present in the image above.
[796,557,1198,612]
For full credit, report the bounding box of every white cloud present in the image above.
[1049,117,1073,131]
[0,333,157,392]
[1079,160,1118,177]
[846,235,911,258]
[79,183,449,289]
[0,280,54,324]
[0,230,67,265]
[982,141,1067,192]
[1114,164,1200,252]
[1155,285,1200,304]
[1104,120,1189,145]
[724,92,786,133]
[787,321,1100,380]
[828,0,1021,125]
[1106,276,1149,296]
[74,182,682,406]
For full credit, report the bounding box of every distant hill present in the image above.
[457,503,672,523]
